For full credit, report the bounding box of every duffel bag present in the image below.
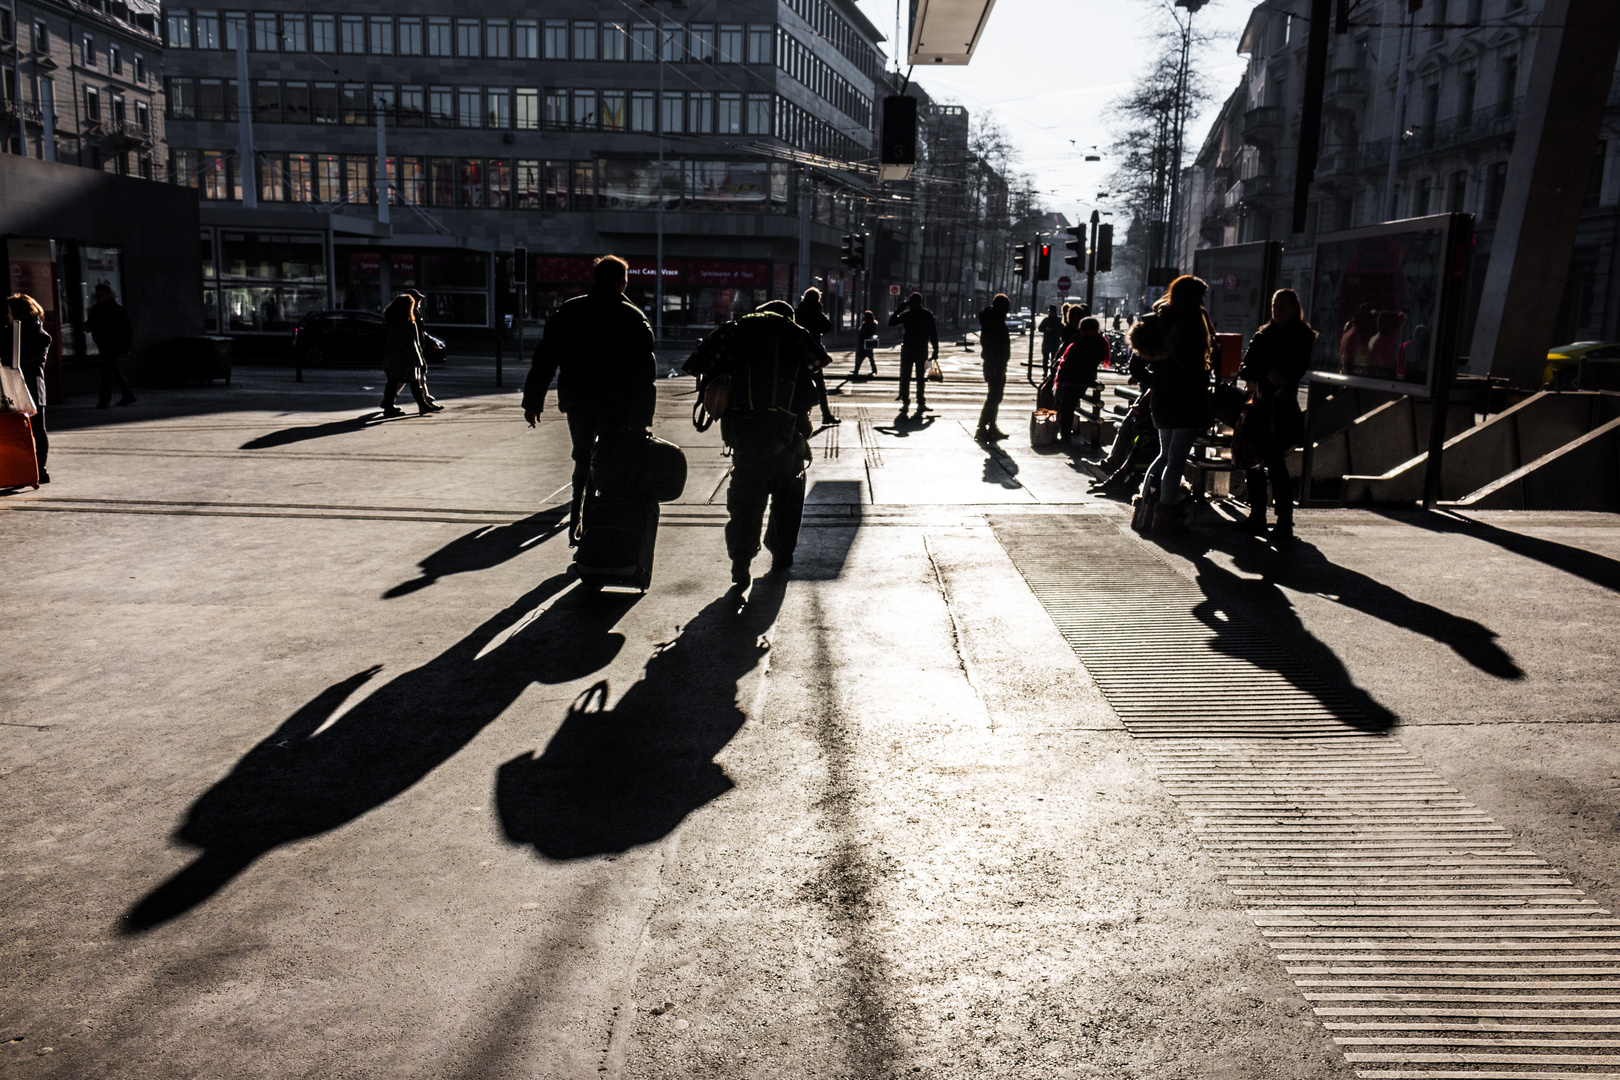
[592,431,688,503]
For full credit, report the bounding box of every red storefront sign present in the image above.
[626,258,682,283]
[350,251,380,279]
[687,261,768,287]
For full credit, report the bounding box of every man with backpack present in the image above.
[522,255,656,543]
[686,300,823,588]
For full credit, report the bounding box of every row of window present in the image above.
[171,150,797,216]
[781,0,885,83]
[776,28,871,128]
[81,85,152,131]
[163,78,868,159]
[18,17,150,84]
[160,10,797,68]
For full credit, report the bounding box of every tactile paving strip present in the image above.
[991,515,1367,737]
[1146,741,1620,1080]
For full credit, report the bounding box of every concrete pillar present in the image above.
[1467,0,1620,387]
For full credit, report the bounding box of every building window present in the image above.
[193,11,219,50]
[398,86,423,126]
[748,94,772,135]
[543,20,566,60]
[485,20,509,58]
[516,159,540,209]
[224,12,247,51]
[373,86,395,123]
[339,16,363,54]
[346,155,371,204]
[283,15,306,53]
[1448,170,1467,214]
[84,85,101,121]
[688,24,714,62]
[136,100,151,132]
[197,78,228,119]
[747,26,772,64]
[166,13,191,48]
[312,81,339,124]
[486,88,510,129]
[572,160,596,210]
[370,18,393,55]
[342,82,365,124]
[459,159,483,207]
[283,81,309,122]
[1498,55,1518,113]
[572,21,596,61]
[630,91,654,131]
[254,81,279,122]
[398,18,422,56]
[456,19,479,57]
[660,25,682,61]
[632,23,655,61]
[543,161,568,209]
[1415,175,1432,216]
[661,92,682,134]
[253,13,277,51]
[718,25,743,63]
[167,77,195,118]
[457,86,479,128]
[488,159,511,208]
[201,151,229,199]
[601,22,626,61]
[689,92,712,133]
[427,18,451,57]
[311,15,334,53]
[572,89,596,130]
[515,88,539,131]
[1484,160,1508,221]
[516,20,538,59]
[429,157,454,206]
[134,54,145,83]
[82,35,97,67]
[399,156,425,204]
[602,90,626,131]
[717,93,741,133]
[429,86,453,127]
[545,89,567,130]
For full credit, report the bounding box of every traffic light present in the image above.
[840,234,856,268]
[1094,224,1113,274]
[852,233,866,269]
[1064,226,1085,271]
[512,246,528,284]
[1036,243,1051,281]
[1013,242,1030,279]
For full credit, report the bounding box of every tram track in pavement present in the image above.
[993,513,1620,1079]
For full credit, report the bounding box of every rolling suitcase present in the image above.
[573,494,659,592]
[0,413,39,489]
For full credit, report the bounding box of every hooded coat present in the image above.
[1127,299,1212,430]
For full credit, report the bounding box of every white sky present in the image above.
[851,0,1258,226]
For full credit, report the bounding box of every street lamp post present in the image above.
[1164,0,1202,274]
[655,16,666,347]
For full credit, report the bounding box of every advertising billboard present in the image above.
[1306,213,1472,397]
[1192,241,1282,339]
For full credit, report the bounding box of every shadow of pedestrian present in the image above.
[1383,509,1620,595]
[240,413,390,449]
[384,507,570,597]
[495,578,787,861]
[121,574,637,933]
[874,412,934,436]
[980,444,1021,489]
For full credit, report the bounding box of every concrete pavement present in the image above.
[3,346,1619,1078]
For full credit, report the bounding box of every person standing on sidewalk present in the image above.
[7,294,52,483]
[794,287,839,427]
[402,289,443,410]
[1039,304,1062,365]
[523,255,656,544]
[1236,288,1315,549]
[380,293,440,417]
[86,284,136,409]
[975,293,1012,441]
[851,310,879,378]
[889,292,937,418]
[1127,275,1213,536]
[1055,316,1109,445]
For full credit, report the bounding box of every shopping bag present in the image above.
[0,322,38,417]
[927,358,944,382]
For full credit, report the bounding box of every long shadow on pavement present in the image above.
[385,507,570,597]
[1382,508,1620,595]
[122,573,636,933]
[239,412,390,449]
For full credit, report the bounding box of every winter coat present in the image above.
[794,299,832,341]
[857,313,879,340]
[1038,314,1062,343]
[524,287,656,428]
[1238,317,1316,451]
[86,300,133,358]
[1128,301,1212,430]
[978,307,1011,365]
[889,305,938,357]
[383,317,424,380]
[1057,331,1109,387]
[13,316,50,407]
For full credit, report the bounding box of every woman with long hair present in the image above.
[6,294,52,482]
[1126,275,1213,535]
[1237,288,1316,548]
[380,293,438,416]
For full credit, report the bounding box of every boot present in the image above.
[1151,502,1189,536]
[1130,494,1153,533]
[1238,504,1268,535]
[1271,519,1295,551]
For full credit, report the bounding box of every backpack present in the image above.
[703,313,816,455]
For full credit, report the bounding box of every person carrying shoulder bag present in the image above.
[1235,288,1315,549]
[1126,275,1214,535]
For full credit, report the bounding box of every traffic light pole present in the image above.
[1028,239,1039,375]
[1085,210,1099,312]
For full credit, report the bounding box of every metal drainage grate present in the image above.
[1145,740,1620,1080]
[992,516,1366,738]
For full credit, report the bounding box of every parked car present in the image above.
[1544,341,1620,390]
[1005,313,1027,334]
[292,310,386,368]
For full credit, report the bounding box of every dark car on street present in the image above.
[291,310,386,368]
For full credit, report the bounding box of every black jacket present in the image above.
[1057,332,1108,386]
[1128,301,1212,430]
[978,307,1011,364]
[13,316,50,407]
[86,300,133,358]
[794,300,832,341]
[889,305,938,356]
[857,313,879,339]
[524,288,656,428]
[1239,318,1315,398]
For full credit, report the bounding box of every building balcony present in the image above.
[1228,174,1279,204]
[102,119,154,147]
[1326,67,1369,100]
[1241,105,1282,147]
[0,98,43,126]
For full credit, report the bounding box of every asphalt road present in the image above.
[3,347,1618,1079]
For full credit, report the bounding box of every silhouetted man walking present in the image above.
[888,292,937,418]
[523,255,656,542]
